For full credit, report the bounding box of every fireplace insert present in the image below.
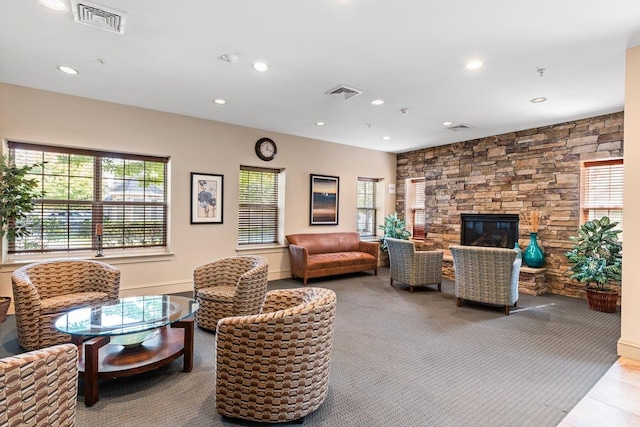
[460,214,519,249]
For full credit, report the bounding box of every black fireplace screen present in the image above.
[460,214,519,249]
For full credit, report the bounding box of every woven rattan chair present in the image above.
[216,287,336,423]
[193,255,269,332]
[386,237,443,293]
[11,259,121,351]
[0,343,79,426]
[450,245,521,315]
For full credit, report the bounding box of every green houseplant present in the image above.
[378,212,411,253]
[565,216,622,313]
[0,155,43,241]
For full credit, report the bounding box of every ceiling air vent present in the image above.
[326,85,362,100]
[448,124,472,131]
[71,1,126,34]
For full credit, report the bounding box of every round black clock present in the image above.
[255,137,277,161]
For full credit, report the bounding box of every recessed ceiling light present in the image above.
[213,99,226,105]
[252,62,269,72]
[58,65,78,75]
[442,121,453,126]
[382,136,391,140]
[530,97,548,103]
[371,99,384,106]
[316,122,326,126]
[37,0,67,11]
[465,61,483,70]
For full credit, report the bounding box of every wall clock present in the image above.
[255,137,277,161]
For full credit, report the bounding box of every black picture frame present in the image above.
[310,174,339,225]
[190,172,223,224]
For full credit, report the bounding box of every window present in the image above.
[7,141,168,254]
[408,178,426,240]
[357,178,378,237]
[581,158,623,236]
[238,166,284,245]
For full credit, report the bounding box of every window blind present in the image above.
[238,166,280,245]
[411,179,426,240]
[357,178,378,237]
[7,141,168,254]
[581,159,623,235]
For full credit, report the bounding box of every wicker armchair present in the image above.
[0,344,79,426]
[449,245,521,315]
[216,287,336,423]
[11,259,121,351]
[386,238,443,292]
[193,255,269,332]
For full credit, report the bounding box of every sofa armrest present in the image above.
[288,244,309,278]
[358,240,379,260]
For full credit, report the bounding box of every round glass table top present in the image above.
[55,295,198,338]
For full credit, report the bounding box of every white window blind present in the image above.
[581,158,623,236]
[410,178,426,240]
[238,166,281,245]
[7,141,168,254]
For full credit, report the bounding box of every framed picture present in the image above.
[310,174,339,225]
[191,172,223,224]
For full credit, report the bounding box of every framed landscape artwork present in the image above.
[310,174,339,225]
[191,172,223,224]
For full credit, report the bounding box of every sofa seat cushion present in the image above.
[307,252,376,271]
[41,292,112,315]
[196,285,236,303]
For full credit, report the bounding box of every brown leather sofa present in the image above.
[286,232,379,285]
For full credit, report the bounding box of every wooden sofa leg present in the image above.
[374,268,378,276]
[303,277,308,286]
[505,305,510,316]
[456,297,463,307]
[410,286,414,293]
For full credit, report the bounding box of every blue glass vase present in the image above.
[523,232,544,268]
[513,242,522,259]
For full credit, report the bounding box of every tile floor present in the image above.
[559,357,640,426]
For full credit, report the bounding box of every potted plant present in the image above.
[564,216,622,313]
[378,212,411,253]
[0,155,43,321]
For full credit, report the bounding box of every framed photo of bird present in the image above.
[191,172,223,224]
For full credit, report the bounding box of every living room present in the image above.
[1,1,640,426]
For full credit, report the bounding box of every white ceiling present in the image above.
[2,1,640,154]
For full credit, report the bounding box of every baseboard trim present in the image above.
[617,339,640,361]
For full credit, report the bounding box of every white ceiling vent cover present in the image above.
[326,85,362,100]
[71,1,126,34]
[448,124,472,131]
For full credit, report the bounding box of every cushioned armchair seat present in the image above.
[11,259,121,351]
[450,245,521,315]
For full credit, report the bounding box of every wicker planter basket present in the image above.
[0,297,11,323]
[586,288,619,313]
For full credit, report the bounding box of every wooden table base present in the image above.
[72,318,195,407]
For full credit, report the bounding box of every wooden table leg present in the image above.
[83,336,109,407]
[171,318,194,372]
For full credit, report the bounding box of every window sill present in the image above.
[0,249,174,272]
[236,244,288,254]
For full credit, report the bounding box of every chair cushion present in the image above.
[196,285,236,303]
[307,252,376,270]
[40,292,112,314]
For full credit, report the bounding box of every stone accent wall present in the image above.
[396,112,624,298]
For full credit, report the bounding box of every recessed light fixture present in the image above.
[58,65,78,75]
[382,136,391,141]
[465,61,483,70]
[252,62,269,72]
[315,122,326,126]
[213,99,226,105]
[442,121,453,126]
[37,0,67,11]
[371,99,384,106]
[530,97,547,103]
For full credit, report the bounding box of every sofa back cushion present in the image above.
[286,232,361,254]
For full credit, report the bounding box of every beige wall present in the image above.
[0,83,397,309]
[619,46,640,361]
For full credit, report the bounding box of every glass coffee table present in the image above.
[55,295,198,407]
